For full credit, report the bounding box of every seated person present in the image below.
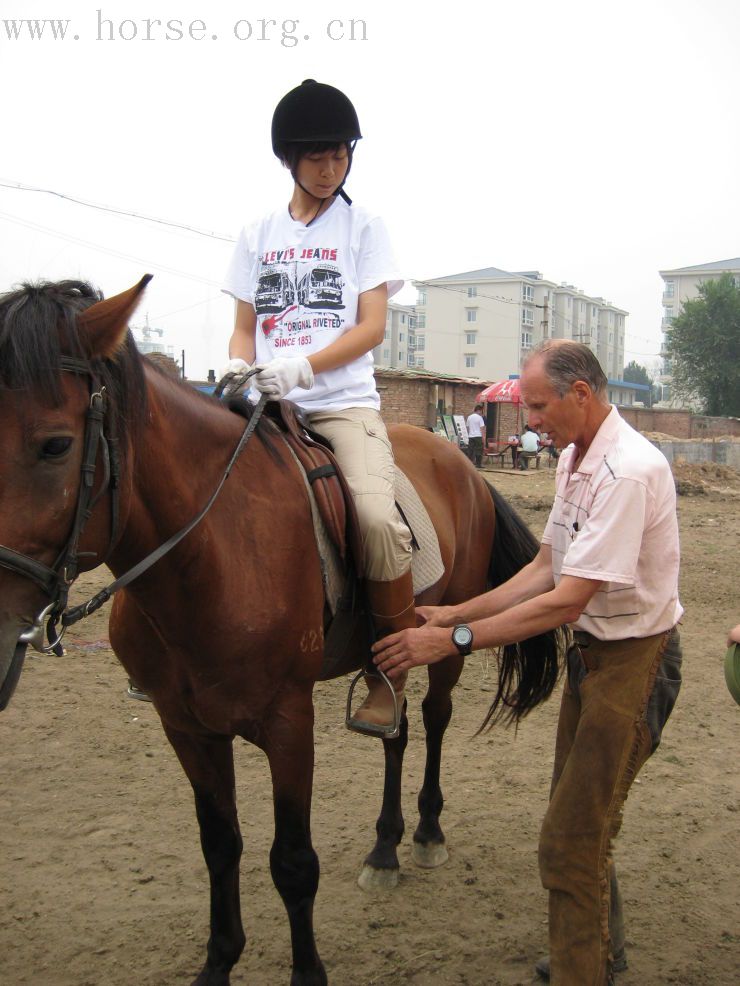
[518,424,539,468]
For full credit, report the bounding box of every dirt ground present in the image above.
[1,462,739,986]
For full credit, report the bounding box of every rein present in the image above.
[4,361,265,654]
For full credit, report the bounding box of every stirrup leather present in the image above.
[345,668,402,739]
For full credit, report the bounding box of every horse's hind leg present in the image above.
[412,655,464,869]
[163,726,246,986]
[264,689,327,986]
[357,706,409,891]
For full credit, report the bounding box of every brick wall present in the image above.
[619,406,740,438]
[375,371,488,429]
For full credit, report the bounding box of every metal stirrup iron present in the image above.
[345,667,402,739]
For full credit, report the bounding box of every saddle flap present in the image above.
[266,400,364,575]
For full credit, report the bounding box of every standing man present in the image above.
[466,402,486,467]
[373,340,683,986]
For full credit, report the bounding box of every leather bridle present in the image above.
[0,357,120,654]
[0,361,265,656]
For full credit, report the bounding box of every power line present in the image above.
[0,210,222,288]
[0,179,237,243]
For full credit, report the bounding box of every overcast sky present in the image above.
[2,0,739,379]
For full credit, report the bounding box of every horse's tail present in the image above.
[480,483,566,731]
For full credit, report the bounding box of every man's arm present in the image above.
[419,543,556,628]
[374,572,602,679]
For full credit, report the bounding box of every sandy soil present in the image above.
[1,464,738,986]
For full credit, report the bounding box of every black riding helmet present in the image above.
[271,80,362,204]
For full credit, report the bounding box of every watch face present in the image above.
[452,625,473,649]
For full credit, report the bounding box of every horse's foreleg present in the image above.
[163,726,246,986]
[357,705,409,891]
[264,691,327,986]
[412,655,464,869]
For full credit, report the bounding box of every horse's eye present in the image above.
[41,437,72,459]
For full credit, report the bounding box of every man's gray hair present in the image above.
[524,340,608,398]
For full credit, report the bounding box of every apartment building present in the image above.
[658,257,740,403]
[373,300,416,369]
[413,267,627,382]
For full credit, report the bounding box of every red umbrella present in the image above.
[476,379,522,404]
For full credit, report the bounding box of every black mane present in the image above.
[0,279,147,443]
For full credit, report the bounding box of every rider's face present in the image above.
[295,146,349,198]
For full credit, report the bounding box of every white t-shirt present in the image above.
[520,430,539,453]
[222,197,403,412]
[466,412,485,439]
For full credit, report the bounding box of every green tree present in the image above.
[666,273,740,416]
[623,360,653,406]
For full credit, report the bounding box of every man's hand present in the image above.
[253,357,314,399]
[372,625,453,681]
[416,605,459,628]
[727,624,740,647]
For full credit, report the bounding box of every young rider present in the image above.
[222,79,415,736]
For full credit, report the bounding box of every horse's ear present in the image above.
[77,274,153,359]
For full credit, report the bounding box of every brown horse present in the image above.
[0,277,561,985]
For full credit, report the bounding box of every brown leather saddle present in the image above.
[262,400,364,574]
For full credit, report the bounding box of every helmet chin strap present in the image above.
[291,179,351,225]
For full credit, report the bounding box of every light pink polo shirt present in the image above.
[542,406,683,639]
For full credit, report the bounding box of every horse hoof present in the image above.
[357,864,399,891]
[412,841,449,869]
[191,967,230,986]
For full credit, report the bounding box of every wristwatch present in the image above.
[451,624,474,657]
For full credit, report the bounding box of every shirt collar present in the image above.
[572,405,621,476]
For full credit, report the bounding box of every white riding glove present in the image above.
[253,357,314,399]
[219,357,251,396]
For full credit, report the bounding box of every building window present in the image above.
[466,309,477,322]
[663,307,674,322]
[521,330,533,349]
[567,296,572,308]
[522,284,534,303]
[398,351,403,362]
[382,348,390,361]
[415,356,425,368]
[384,329,390,340]
[399,332,404,342]
[416,334,425,351]
[407,354,415,367]
[416,313,426,329]
[417,288,427,305]
[521,308,534,327]
[465,332,477,345]
[467,285,477,298]
[400,314,406,324]
[408,316,416,330]
[664,281,675,298]
[465,354,476,368]
[580,301,585,314]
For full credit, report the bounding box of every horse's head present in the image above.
[0,275,150,709]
